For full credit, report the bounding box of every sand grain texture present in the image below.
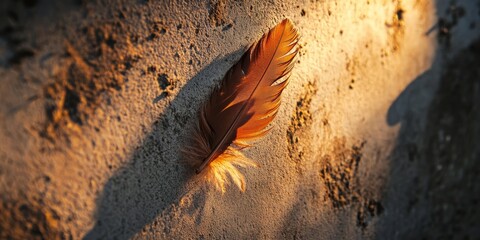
[1,0,479,239]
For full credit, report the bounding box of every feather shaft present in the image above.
[185,18,299,192]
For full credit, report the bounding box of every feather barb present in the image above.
[184,18,299,192]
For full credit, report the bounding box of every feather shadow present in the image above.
[83,49,244,240]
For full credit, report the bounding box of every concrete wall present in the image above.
[1,0,479,239]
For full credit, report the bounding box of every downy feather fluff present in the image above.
[184,19,299,192]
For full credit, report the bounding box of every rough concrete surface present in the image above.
[0,0,479,239]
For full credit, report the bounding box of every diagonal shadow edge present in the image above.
[378,38,480,238]
[83,49,244,240]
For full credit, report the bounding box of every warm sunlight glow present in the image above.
[204,147,258,193]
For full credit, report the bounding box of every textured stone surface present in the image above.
[0,0,479,239]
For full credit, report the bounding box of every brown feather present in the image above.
[184,19,299,192]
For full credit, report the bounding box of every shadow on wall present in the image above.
[276,6,480,238]
[378,38,480,238]
[84,50,243,240]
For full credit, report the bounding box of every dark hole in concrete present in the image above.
[106,37,116,48]
[396,9,404,21]
[222,23,233,31]
[157,73,170,90]
[301,9,306,16]
[64,88,82,125]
